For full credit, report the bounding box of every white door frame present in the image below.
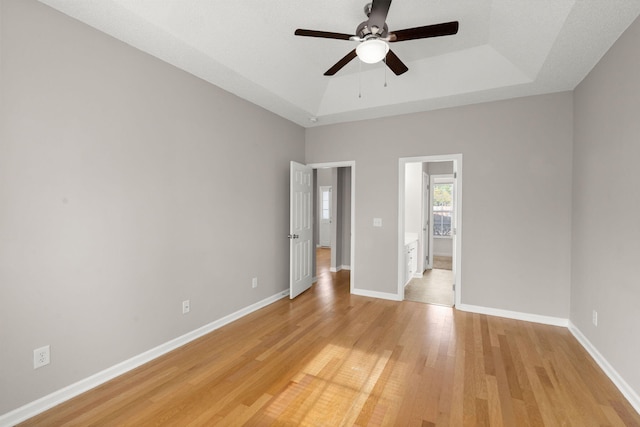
[308,161,356,294]
[398,154,462,306]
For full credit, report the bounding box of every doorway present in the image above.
[398,155,462,307]
[308,162,355,294]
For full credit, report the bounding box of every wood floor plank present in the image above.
[18,248,640,426]
[491,344,517,426]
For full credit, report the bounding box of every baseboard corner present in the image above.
[351,288,402,301]
[568,322,640,414]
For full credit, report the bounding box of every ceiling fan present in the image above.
[295,0,459,76]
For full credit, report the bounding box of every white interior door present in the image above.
[289,161,313,299]
[318,186,332,247]
[451,169,458,292]
[422,172,431,270]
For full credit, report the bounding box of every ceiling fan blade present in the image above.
[385,50,408,75]
[295,29,353,41]
[367,0,392,34]
[389,21,459,42]
[324,49,358,76]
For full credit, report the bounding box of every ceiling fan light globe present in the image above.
[356,39,389,64]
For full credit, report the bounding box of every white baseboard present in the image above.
[6,294,636,426]
[329,265,351,273]
[351,288,402,301]
[456,303,569,327]
[0,289,290,427]
[568,322,640,414]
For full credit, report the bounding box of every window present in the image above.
[321,188,331,220]
[433,182,452,236]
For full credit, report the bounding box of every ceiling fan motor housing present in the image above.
[356,21,389,39]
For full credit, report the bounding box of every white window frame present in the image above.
[431,176,455,240]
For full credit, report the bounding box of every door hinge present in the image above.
[454,172,457,179]
[452,283,456,291]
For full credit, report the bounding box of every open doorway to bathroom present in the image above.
[398,155,462,307]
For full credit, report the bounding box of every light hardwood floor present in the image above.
[20,249,640,426]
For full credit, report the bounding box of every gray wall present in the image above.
[572,15,640,398]
[427,161,454,176]
[0,0,304,414]
[330,168,339,268]
[404,162,422,238]
[433,238,453,257]
[306,92,573,318]
[316,168,332,186]
[339,167,352,268]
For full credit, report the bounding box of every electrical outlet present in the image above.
[373,218,382,227]
[33,345,50,369]
[592,310,598,326]
[252,277,258,288]
[182,300,190,314]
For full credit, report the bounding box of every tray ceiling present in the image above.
[39,0,640,127]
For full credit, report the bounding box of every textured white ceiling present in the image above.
[38,0,640,127]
